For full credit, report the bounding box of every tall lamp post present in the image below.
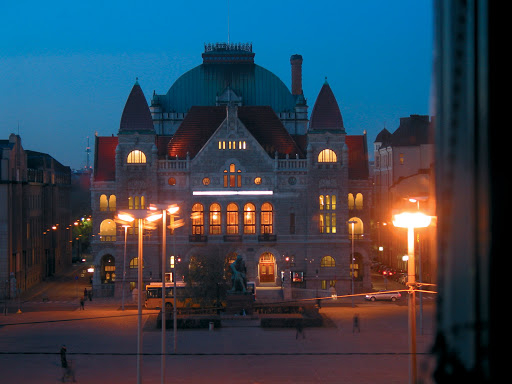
[148,203,179,384]
[392,211,432,384]
[117,210,160,384]
[348,220,357,307]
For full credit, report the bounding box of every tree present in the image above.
[179,253,230,307]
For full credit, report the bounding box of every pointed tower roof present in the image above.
[119,80,155,134]
[309,79,344,132]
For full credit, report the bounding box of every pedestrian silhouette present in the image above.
[296,319,305,339]
[83,288,87,300]
[88,290,92,301]
[62,359,76,382]
[353,313,360,333]
[60,345,67,368]
[79,297,84,310]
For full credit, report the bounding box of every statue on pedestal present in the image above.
[229,255,247,293]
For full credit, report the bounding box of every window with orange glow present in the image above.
[127,150,146,164]
[191,203,204,235]
[244,203,256,234]
[319,195,336,233]
[226,203,239,234]
[260,202,273,234]
[318,149,337,163]
[209,203,221,234]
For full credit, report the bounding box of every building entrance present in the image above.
[259,252,275,283]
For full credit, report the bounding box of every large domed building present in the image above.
[91,43,372,300]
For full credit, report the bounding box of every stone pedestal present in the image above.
[226,292,254,315]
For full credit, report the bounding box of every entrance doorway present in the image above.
[259,252,275,283]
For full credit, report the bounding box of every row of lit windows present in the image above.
[192,202,273,235]
[218,141,247,150]
[99,194,116,211]
[125,148,339,165]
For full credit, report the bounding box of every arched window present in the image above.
[99,219,116,242]
[355,193,363,210]
[191,203,204,235]
[209,203,221,234]
[260,202,273,234]
[129,257,143,269]
[223,163,242,187]
[109,195,116,211]
[243,203,256,234]
[318,149,337,163]
[226,203,239,234]
[348,193,355,210]
[321,255,336,267]
[319,195,337,233]
[127,150,146,164]
[100,194,108,211]
[348,217,364,238]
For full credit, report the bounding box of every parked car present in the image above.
[365,290,402,302]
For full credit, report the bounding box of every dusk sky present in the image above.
[1,1,433,170]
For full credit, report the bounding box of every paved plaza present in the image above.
[0,265,437,383]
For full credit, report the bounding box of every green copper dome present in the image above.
[152,43,298,114]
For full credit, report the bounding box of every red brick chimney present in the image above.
[290,54,303,95]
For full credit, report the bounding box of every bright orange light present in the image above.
[117,213,135,222]
[146,213,163,222]
[392,212,432,229]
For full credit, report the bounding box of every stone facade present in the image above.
[91,44,372,299]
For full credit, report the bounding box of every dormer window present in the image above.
[218,141,247,150]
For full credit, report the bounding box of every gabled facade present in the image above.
[91,44,372,299]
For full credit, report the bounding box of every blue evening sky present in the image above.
[1,1,433,170]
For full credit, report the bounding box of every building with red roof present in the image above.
[91,43,372,299]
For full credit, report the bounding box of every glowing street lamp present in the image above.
[148,203,180,384]
[392,211,432,384]
[116,210,158,384]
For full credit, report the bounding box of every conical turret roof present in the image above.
[309,80,344,132]
[119,80,154,133]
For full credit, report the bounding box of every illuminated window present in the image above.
[209,203,221,234]
[348,193,355,210]
[202,177,210,186]
[321,280,336,289]
[319,195,336,233]
[348,217,364,238]
[218,140,246,150]
[260,202,273,234]
[320,255,336,267]
[254,177,262,185]
[318,149,337,163]
[355,193,363,210]
[244,203,256,234]
[127,150,146,164]
[129,257,143,269]
[400,153,404,165]
[100,194,108,211]
[109,195,116,211]
[128,196,145,210]
[99,219,116,242]
[191,203,204,235]
[226,203,239,234]
[223,163,242,188]
[168,177,176,186]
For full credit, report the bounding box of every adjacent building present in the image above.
[372,115,436,282]
[91,43,372,299]
[0,134,72,299]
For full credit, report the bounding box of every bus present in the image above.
[145,282,191,310]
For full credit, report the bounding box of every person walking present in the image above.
[83,288,87,300]
[79,297,84,310]
[296,319,305,339]
[353,313,360,333]
[60,345,67,369]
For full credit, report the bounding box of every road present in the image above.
[0,267,438,383]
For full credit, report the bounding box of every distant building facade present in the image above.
[0,134,72,299]
[91,43,372,299]
[373,115,436,282]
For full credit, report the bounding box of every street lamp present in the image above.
[148,203,179,384]
[117,210,160,384]
[347,220,357,307]
[393,211,432,384]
